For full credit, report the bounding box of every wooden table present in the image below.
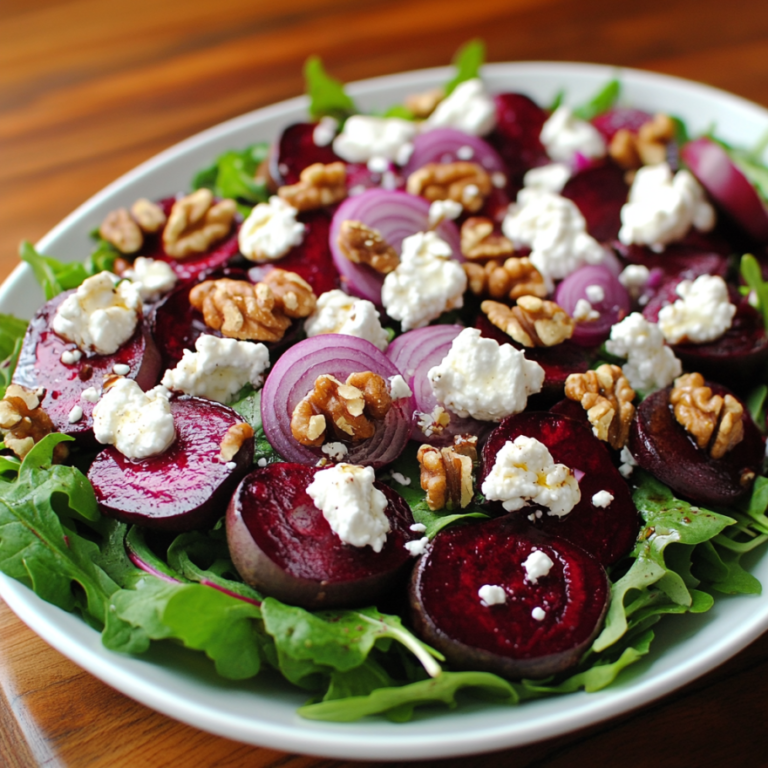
[3,1,768,765]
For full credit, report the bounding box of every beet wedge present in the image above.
[409,515,609,679]
[88,396,253,531]
[480,412,639,566]
[629,383,764,506]
[226,462,416,610]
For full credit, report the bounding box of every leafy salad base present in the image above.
[3,62,768,760]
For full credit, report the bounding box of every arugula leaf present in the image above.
[444,39,486,96]
[192,143,270,211]
[746,384,768,431]
[230,387,282,464]
[0,314,28,399]
[739,254,768,332]
[304,56,356,122]
[573,79,621,121]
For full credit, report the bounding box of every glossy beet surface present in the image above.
[227,463,416,609]
[410,515,609,679]
[88,397,253,531]
[13,291,160,442]
[270,122,342,186]
[629,384,764,506]
[481,412,640,566]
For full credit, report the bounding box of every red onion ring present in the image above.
[261,334,413,467]
[329,189,461,304]
[401,128,507,178]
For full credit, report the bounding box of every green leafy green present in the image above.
[573,79,620,121]
[746,384,768,431]
[739,254,768,332]
[304,56,356,122]
[230,387,283,464]
[444,39,486,96]
[0,313,28,398]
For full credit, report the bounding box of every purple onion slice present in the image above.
[401,128,507,178]
[261,334,413,467]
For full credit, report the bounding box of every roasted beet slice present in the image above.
[88,396,253,531]
[226,462,416,609]
[592,107,653,141]
[12,291,160,443]
[270,122,342,186]
[629,383,764,506]
[409,515,609,679]
[561,162,628,242]
[480,412,639,566]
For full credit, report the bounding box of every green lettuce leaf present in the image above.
[444,39,486,96]
[573,79,620,121]
[0,313,28,398]
[230,387,283,464]
[304,56,356,122]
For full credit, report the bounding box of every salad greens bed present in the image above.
[2,41,768,723]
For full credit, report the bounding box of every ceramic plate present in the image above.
[2,62,768,761]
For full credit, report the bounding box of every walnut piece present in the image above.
[464,256,547,301]
[669,372,744,459]
[337,220,400,274]
[220,422,254,462]
[260,269,317,318]
[163,189,237,259]
[417,435,478,511]
[482,295,574,347]
[0,385,67,462]
[460,217,515,260]
[100,208,143,254]
[406,161,492,213]
[290,371,392,447]
[565,365,636,450]
[609,113,676,171]
[405,88,444,119]
[277,162,347,211]
[130,198,167,233]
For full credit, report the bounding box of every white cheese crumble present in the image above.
[381,231,466,331]
[523,162,572,193]
[619,264,651,298]
[333,115,418,164]
[81,386,100,403]
[304,289,390,351]
[606,313,682,392]
[113,363,130,376]
[313,116,338,147]
[585,284,605,304]
[532,606,546,621]
[257,457,268,468]
[161,334,270,404]
[523,549,555,584]
[572,298,599,322]
[52,272,142,355]
[416,405,451,437]
[61,349,82,365]
[68,405,83,424]
[618,163,716,251]
[123,257,178,302]
[592,490,615,508]
[405,536,430,556]
[619,446,637,479]
[428,199,463,228]
[92,379,175,459]
[391,471,411,486]
[321,441,348,461]
[502,188,606,285]
[388,375,412,401]
[306,464,390,552]
[425,78,497,136]
[481,435,581,517]
[657,275,736,344]
[238,196,305,263]
[409,522,426,532]
[540,106,606,164]
[478,584,507,606]
[428,328,544,422]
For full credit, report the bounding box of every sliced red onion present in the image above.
[555,265,630,346]
[682,137,768,243]
[401,128,507,178]
[261,334,413,467]
[329,189,461,304]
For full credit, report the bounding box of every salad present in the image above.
[2,42,768,728]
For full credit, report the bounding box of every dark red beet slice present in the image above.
[226,462,416,609]
[409,515,609,679]
[88,396,253,531]
[12,291,160,443]
[561,162,629,242]
[270,122,342,186]
[480,412,639,566]
[629,383,764,506]
[592,108,653,141]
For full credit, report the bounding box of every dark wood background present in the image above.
[3,0,768,765]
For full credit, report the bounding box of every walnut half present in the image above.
[482,296,574,347]
[0,385,67,461]
[406,161,492,213]
[417,435,478,511]
[464,256,547,301]
[337,220,399,273]
[278,162,347,211]
[163,189,237,259]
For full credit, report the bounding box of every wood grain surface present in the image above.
[3,0,768,765]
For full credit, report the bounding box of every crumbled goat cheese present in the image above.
[257,457,268,468]
[428,328,544,421]
[304,289,390,351]
[92,379,175,459]
[313,116,338,147]
[618,163,716,251]
[367,156,390,174]
[81,387,100,403]
[161,334,270,404]
[532,607,546,621]
[238,196,305,262]
[381,231,466,331]
[523,162,572,193]
[572,298,599,322]
[405,536,430,556]
[502,188,606,284]
[61,349,82,365]
[592,490,614,508]
[113,363,130,376]
[523,549,554,583]
[416,405,452,437]
[123,257,178,302]
[333,115,418,164]
[388,374,412,401]
[657,274,736,344]
[391,472,411,486]
[425,78,496,136]
[52,271,141,355]
[478,584,507,606]
[540,106,606,164]
[619,446,637,479]
[306,464,390,552]
[409,522,426,532]
[428,199,463,227]
[606,313,682,392]
[619,264,651,298]
[68,405,83,424]
[321,442,348,461]
[585,284,605,304]
[481,435,581,517]
[456,145,474,160]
